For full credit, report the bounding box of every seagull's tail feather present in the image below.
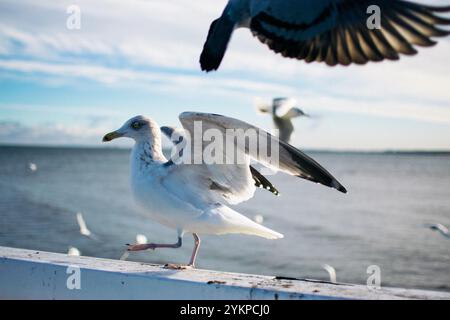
[195,205,284,240]
[200,14,235,72]
[232,214,284,240]
[246,223,284,240]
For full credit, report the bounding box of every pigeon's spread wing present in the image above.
[250,0,450,65]
[178,112,347,194]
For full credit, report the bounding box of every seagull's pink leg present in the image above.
[188,233,201,268]
[127,237,182,252]
[164,234,201,270]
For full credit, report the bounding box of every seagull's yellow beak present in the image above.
[102,131,123,142]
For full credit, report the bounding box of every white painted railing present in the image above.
[0,246,448,300]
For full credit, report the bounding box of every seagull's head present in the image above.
[102,115,160,143]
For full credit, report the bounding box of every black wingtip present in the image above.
[330,179,347,194]
[250,166,280,197]
[338,185,347,194]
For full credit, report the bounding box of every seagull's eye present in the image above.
[131,122,142,130]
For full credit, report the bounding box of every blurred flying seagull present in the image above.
[28,162,37,172]
[257,97,309,143]
[76,212,99,240]
[76,212,92,237]
[427,223,450,239]
[322,264,337,283]
[200,0,450,71]
[103,112,346,268]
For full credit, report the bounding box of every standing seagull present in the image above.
[257,97,309,143]
[103,112,346,268]
[200,0,450,71]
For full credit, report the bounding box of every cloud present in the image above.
[0,0,450,148]
[0,120,115,145]
[0,59,298,97]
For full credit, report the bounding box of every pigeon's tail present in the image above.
[200,14,235,72]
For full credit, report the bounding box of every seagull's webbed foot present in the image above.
[164,263,194,270]
[125,233,202,270]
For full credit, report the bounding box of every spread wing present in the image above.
[161,125,280,201]
[178,112,347,194]
[250,0,450,65]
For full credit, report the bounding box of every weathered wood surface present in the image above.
[0,246,449,300]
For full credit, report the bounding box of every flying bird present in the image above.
[28,162,37,172]
[427,223,450,239]
[76,212,92,237]
[257,97,309,143]
[322,264,337,283]
[103,112,346,268]
[200,0,450,71]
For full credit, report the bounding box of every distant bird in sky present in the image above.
[200,0,450,71]
[427,223,450,239]
[257,97,309,143]
[103,112,346,268]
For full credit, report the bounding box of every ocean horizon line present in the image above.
[1,143,450,156]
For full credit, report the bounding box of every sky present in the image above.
[0,0,450,151]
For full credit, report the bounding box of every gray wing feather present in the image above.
[179,112,347,194]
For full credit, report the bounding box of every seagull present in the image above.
[322,264,337,283]
[28,162,37,172]
[427,223,450,239]
[103,112,346,268]
[257,97,309,143]
[200,0,450,71]
[67,247,81,257]
[76,212,92,237]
